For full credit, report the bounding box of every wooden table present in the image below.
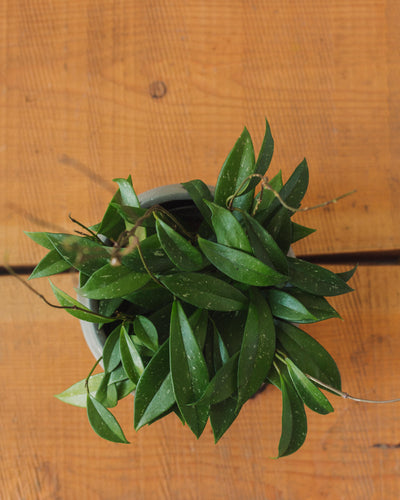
[1,2,400,499]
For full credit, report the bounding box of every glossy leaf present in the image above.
[213,324,230,371]
[336,265,358,283]
[134,340,175,430]
[114,379,136,400]
[181,180,213,226]
[113,177,140,208]
[264,289,317,323]
[133,316,159,352]
[50,281,116,323]
[55,373,104,408]
[155,218,204,271]
[241,212,288,274]
[189,309,208,350]
[210,395,241,443]
[254,118,274,182]
[160,272,248,311]
[47,233,110,276]
[286,288,341,322]
[268,158,309,219]
[111,204,154,228]
[169,301,210,438]
[287,257,353,296]
[265,207,292,254]
[86,394,129,443]
[103,325,122,373]
[77,263,150,299]
[28,249,71,279]
[276,320,341,390]
[286,358,333,414]
[253,171,283,223]
[291,222,316,243]
[95,371,118,408]
[124,283,172,313]
[204,200,252,252]
[121,234,172,274]
[214,127,256,212]
[198,238,287,287]
[237,289,275,407]
[25,231,55,250]
[277,373,307,457]
[119,326,145,384]
[98,298,123,318]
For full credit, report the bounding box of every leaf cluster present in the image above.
[27,120,355,456]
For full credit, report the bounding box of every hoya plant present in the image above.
[24,120,358,457]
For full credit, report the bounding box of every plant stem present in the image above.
[305,374,400,404]
[69,214,103,244]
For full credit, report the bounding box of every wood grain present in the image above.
[1,265,400,500]
[1,1,400,266]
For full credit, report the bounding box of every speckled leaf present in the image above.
[113,177,140,208]
[214,127,256,212]
[286,288,341,322]
[264,289,317,323]
[103,325,122,373]
[189,309,208,350]
[50,281,116,323]
[28,249,71,279]
[120,325,145,384]
[277,373,307,457]
[181,179,214,226]
[133,316,159,352]
[86,394,129,444]
[237,289,275,407]
[291,222,316,243]
[169,301,209,438]
[253,171,283,223]
[55,373,104,408]
[94,371,118,408]
[242,212,288,274]
[25,231,57,249]
[160,272,247,311]
[275,320,341,390]
[204,200,252,252]
[286,358,333,414]
[265,207,292,254]
[77,263,150,299]
[210,395,241,443]
[121,234,172,274]
[287,257,353,296]
[46,233,111,276]
[156,218,204,271]
[198,238,287,287]
[134,340,175,430]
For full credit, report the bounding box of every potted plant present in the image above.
[24,120,358,457]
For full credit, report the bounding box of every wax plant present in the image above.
[25,120,356,457]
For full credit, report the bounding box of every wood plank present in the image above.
[1,265,400,499]
[1,1,400,266]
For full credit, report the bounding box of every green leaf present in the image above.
[121,234,172,274]
[160,272,248,311]
[253,171,283,223]
[155,218,204,271]
[291,222,316,243]
[133,316,159,352]
[189,309,208,350]
[28,249,71,279]
[134,340,175,430]
[86,394,129,443]
[194,352,239,406]
[25,231,56,250]
[111,204,154,228]
[98,298,123,318]
[241,212,288,274]
[120,326,145,384]
[46,233,110,276]
[336,265,358,283]
[287,257,353,296]
[169,301,210,438]
[198,238,287,287]
[254,118,274,180]
[268,158,309,219]
[237,289,275,407]
[204,201,252,252]
[264,289,317,323]
[181,180,213,227]
[50,281,116,323]
[113,177,140,208]
[77,263,150,300]
[277,373,307,457]
[214,127,256,212]
[124,282,172,313]
[276,320,341,390]
[114,379,136,400]
[286,358,333,414]
[95,371,118,408]
[213,324,230,370]
[265,207,292,254]
[286,288,341,322]
[210,395,241,443]
[55,373,104,407]
[103,325,122,373]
